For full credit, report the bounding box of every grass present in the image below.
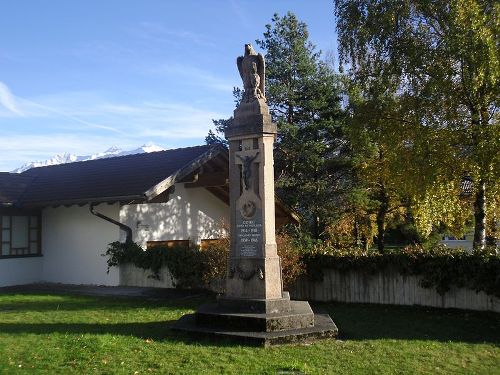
[0,292,498,374]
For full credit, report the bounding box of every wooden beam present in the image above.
[184,171,228,189]
[206,186,230,205]
[145,145,225,201]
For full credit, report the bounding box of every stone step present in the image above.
[172,313,338,347]
[195,300,314,332]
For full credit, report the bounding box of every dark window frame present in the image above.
[0,208,42,259]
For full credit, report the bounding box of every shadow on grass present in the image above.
[0,320,241,347]
[0,298,205,313]
[1,291,498,346]
[315,302,500,344]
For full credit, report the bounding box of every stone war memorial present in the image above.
[173,44,338,346]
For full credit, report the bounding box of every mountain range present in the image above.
[11,143,165,173]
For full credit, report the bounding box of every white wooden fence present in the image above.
[120,264,499,312]
[119,263,175,289]
[289,269,500,313]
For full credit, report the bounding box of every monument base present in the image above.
[217,293,292,314]
[172,293,338,346]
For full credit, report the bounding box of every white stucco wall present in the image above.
[0,184,229,288]
[120,184,229,248]
[0,257,43,287]
[41,203,121,286]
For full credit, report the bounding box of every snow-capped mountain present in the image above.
[12,143,166,173]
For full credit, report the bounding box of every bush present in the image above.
[199,238,229,291]
[103,233,306,291]
[303,244,500,297]
[103,241,204,289]
[277,233,305,289]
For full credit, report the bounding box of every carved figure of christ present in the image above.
[235,150,260,192]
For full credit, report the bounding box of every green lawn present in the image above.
[0,292,498,374]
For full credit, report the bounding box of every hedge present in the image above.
[104,241,500,297]
[303,245,500,297]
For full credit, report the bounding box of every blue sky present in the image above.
[0,0,336,171]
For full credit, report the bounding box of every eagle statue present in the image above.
[236,44,266,103]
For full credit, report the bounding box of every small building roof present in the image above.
[0,173,35,205]
[0,144,298,225]
[15,145,223,207]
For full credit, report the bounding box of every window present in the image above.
[1,214,40,257]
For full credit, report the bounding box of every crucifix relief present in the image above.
[235,147,260,196]
[234,140,262,258]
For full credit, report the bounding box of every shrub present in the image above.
[277,233,305,289]
[303,244,500,297]
[103,241,204,289]
[103,241,144,270]
[199,238,229,291]
[103,232,306,291]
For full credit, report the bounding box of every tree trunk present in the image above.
[353,217,360,248]
[312,214,320,240]
[376,187,389,254]
[362,235,369,253]
[473,180,486,250]
[376,209,386,253]
[486,213,497,247]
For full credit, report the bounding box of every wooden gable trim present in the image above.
[144,145,227,201]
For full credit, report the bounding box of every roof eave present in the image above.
[144,144,227,201]
[20,194,147,208]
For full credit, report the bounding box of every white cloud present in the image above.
[147,63,237,92]
[18,97,124,133]
[0,88,231,171]
[0,88,123,133]
[133,22,216,48]
[0,81,24,116]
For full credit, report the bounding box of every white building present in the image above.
[0,145,295,287]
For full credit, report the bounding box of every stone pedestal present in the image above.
[172,45,337,346]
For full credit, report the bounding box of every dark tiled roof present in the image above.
[12,145,221,206]
[0,173,34,204]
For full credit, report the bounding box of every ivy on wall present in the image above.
[104,241,499,298]
[303,245,500,297]
[103,241,204,289]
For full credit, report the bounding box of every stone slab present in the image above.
[172,312,338,347]
[195,300,314,332]
[218,291,291,313]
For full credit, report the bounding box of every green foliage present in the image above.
[304,244,500,296]
[103,241,144,270]
[198,238,229,287]
[412,180,473,238]
[334,0,500,249]
[103,242,204,289]
[255,12,349,239]
[103,235,305,290]
[206,12,349,240]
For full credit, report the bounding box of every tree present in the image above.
[334,0,500,250]
[205,118,230,147]
[255,12,348,239]
[205,88,242,147]
[208,12,348,240]
[342,76,416,253]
